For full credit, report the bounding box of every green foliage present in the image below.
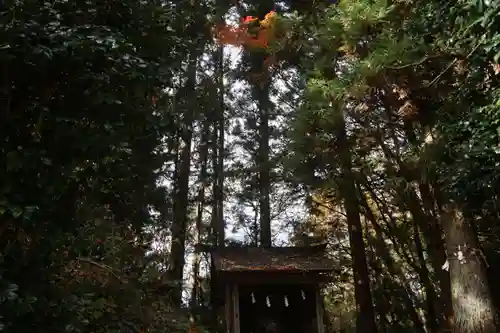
[0,0,197,332]
[285,0,500,331]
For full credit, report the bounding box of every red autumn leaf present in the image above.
[215,11,276,50]
[242,16,257,24]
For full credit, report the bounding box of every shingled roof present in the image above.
[210,244,335,272]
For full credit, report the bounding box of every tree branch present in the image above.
[386,54,441,70]
[76,257,127,284]
[425,42,482,88]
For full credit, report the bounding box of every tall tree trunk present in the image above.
[168,24,201,307]
[209,17,226,331]
[210,36,225,249]
[336,111,377,333]
[190,119,210,309]
[247,4,273,248]
[211,115,219,245]
[215,41,225,248]
[441,204,499,333]
[257,81,271,247]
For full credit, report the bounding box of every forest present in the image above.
[1,0,500,332]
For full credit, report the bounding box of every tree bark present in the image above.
[441,204,499,333]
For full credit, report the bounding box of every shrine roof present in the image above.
[209,244,335,272]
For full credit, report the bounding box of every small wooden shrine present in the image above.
[207,244,335,333]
